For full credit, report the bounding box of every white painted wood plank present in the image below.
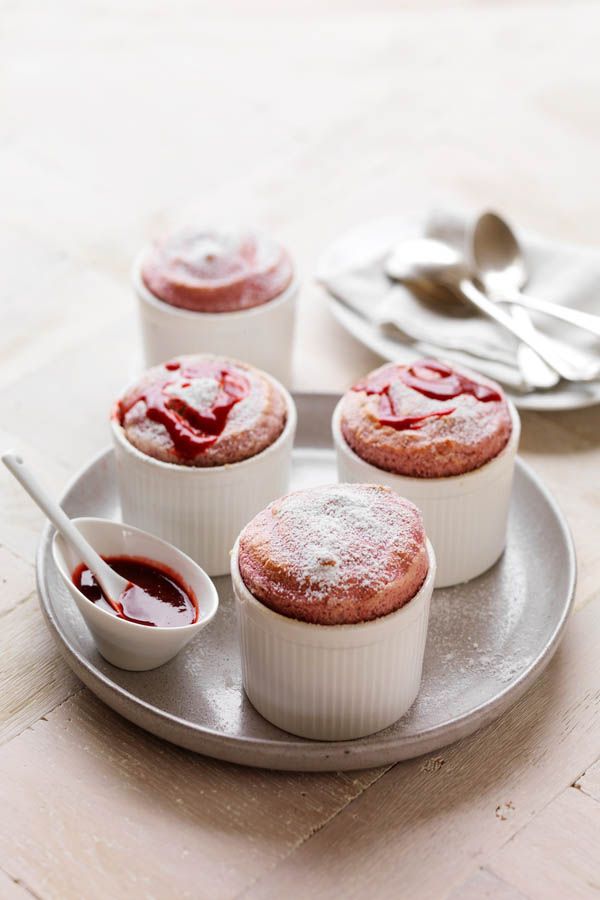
[0,429,71,562]
[488,788,600,900]
[0,1,600,896]
[0,692,383,900]
[0,596,80,745]
[576,759,600,803]
[0,868,35,900]
[0,545,34,617]
[446,868,530,900]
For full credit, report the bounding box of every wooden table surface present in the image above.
[1,1,600,897]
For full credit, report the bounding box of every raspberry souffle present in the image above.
[134,227,298,384]
[339,359,512,478]
[115,354,287,467]
[112,355,296,576]
[232,483,436,740]
[238,483,428,625]
[141,228,294,313]
[333,358,520,588]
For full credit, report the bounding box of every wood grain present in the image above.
[1,0,600,897]
[518,413,600,610]
[0,596,80,745]
[0,248,129,392]
[487,787,600,899]
[0,692,383,900]
[576,759,600,803]
[0,545,34,618]
[446,869,529,900]
[0,429,70,561]
[0,869,34,900]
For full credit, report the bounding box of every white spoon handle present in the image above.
[2,452,126,606]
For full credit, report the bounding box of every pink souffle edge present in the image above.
[141,227,294,313]
[238,483,429,626]
[114,354,287,468]
[340,359,513,478]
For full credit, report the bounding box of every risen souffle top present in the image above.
[141,227,294,313]
[115,355,287,467]
[339,359,512,478]
[238,483,428,625]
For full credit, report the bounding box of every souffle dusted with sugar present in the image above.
[115,354,287,467]
[339,358,513,478]
[333,357,520,588]
[232,482,436,739]
[111,354,296,576]
[141,228,294,313]
[134,227,298,384]
[238,483,429,625]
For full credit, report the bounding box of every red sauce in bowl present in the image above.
[73,556,198,628]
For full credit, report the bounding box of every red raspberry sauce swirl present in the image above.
[353,359,501,431]
[117,359,249,459]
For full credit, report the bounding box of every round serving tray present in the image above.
[36,393,576,771]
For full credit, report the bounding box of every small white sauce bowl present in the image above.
[52,517,219,671]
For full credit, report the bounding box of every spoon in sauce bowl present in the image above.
[3,452,219,670]
[3,452,160,621]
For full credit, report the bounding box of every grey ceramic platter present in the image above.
[36,393,576,772]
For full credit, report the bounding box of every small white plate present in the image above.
[36,394,576,771]
[319,216,600,412]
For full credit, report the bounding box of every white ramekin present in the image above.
[332,400,520,589]
[53,517,219,671]
[231,538,436,741]
[111,379,297,577]
[132,251,298,387]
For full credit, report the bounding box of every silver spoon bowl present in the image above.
[385,238,600,383]
[472,211,600,339]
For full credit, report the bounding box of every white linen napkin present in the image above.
[318,208,600,390]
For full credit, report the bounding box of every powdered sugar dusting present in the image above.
[182,234,232,270]
[142,228,293,312]
[118,354,287,467]
[226,381,266,432]
[239,484,429,624]
[269,485,416,599]
[342,360,513,478]
[387,380,491,448]
[164,376,220,411]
